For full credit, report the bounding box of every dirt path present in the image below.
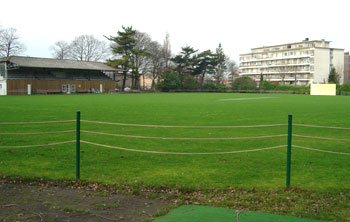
[0,182,171,222]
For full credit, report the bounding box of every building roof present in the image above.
[251,39,331,50]
[0,56,121,71]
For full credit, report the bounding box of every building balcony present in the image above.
[240,54,313,63]
[239,63,312,69]
[239,71,313,75]
[253,78,311,82]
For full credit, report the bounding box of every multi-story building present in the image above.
[226,69,239,87]
[344,52,350,83]
[239,39,344,86]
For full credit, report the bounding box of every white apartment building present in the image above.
[239,39,344,85]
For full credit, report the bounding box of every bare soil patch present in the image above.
[0,181,171,222]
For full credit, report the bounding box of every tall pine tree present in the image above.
[328,67,339,84]
[105,26,136,91]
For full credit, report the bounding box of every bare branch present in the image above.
[0,27,26,57]
[68,35,110,62]
[50,41,70,59]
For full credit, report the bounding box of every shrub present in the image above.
[275,84,294,91]
[202,83,227,92]
[232,77,256,90]
[216,84,227,91]
[157,70,181,91]
[337,83,350,95]
[182,75,198,90]
[260,81,275,90]
[202,83,217,91]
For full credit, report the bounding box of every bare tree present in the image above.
[227,59,238,87]
[147,40,164,89]
[130,31,151,89]
[69,35,109,62]
[0,28,26,57]
[213,54,237,85]
[162,32,171,68]
[50,41,70,59]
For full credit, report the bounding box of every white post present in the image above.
[27,84,31,95]
[4,62,7,80]
[0,82,7,96]
[100,84,103,93]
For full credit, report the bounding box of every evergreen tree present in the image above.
[259,73,264,87]
[105,26,136,91]
[170,46,198,87]
[213,43,227,85]
[193,50,218,89]
[328,67,339,84]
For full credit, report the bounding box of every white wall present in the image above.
[0,81,7,96]
[332,49,345,84]
[313,48,330,84]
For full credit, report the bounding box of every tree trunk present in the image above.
[122,71,127,91]
[151,79,155,90]
[200,73,205,90]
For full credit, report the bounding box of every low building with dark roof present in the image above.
[0,56,122,95]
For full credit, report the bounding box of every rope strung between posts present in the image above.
[293,134,350,142]
[0,120,75,125]
[0,130,75,135]
[81,130,287,140]
[80,140,286,155]
[293,123,350,130]
[81,120,287,128]
[0,140,75,149]
[293,145,350,156]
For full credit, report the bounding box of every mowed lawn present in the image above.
[0,93,349,191]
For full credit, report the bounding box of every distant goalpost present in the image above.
[310,84,336,96]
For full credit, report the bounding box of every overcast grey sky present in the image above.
[1,0,349,62]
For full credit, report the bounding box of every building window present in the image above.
[62,84,67,92]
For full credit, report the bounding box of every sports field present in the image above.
[0,93,349,220]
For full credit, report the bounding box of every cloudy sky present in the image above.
[0,0,349,62]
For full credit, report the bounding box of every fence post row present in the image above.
[73,112,294,186]
[286,114,292,188]
[76,110,81,180]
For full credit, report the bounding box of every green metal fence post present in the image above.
[76,110,81,180]
[286,114,292,187]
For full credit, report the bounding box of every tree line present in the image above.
[104,26,237,91]
[1,25,237,91]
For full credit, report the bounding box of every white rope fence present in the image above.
[0,140,75,149]
[81,120,287,128]
[293,123,350,130]
[0,130,75,135]
[293,145,350,156]
[81,130,287,140]
[0,140,349,156]
[80,140,286,155]
[0,120,75,125]
[0,118,348,156]
[82,130,350,142]
[293,134,350,142]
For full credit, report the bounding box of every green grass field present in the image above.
[0,93,349,220]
